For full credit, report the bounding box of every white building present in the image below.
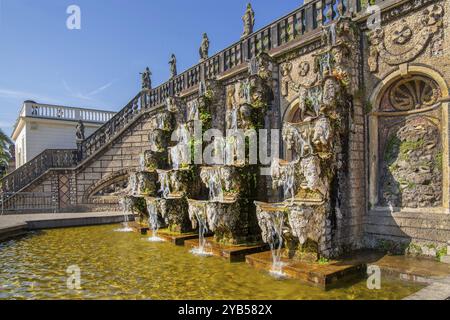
[11,101,116,168]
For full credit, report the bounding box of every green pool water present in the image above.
[0,224,423,300]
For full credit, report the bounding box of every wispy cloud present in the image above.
[0,88,62,104]
[87,82,114,96]
[62,79,115,102]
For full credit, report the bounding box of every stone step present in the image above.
[157,229,199,246]
[246,251,366,290]
[184,237,268,263]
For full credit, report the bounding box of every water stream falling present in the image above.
[269,211,286,278]
[170,125,191,170]
[205,168,224,202]
[115,197,134,232]
[158,171,171,199]
[139,154,146,171]
[230,107,239,130]
[146,200,164,242]
[188,101,199,121]
[129,174,138,197]
[284,162,296,204]
[190,208,213,257]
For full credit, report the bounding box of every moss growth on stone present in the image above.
[437,246,447,261]
[384,135,400,162]
[399,139,424,160]
[435,151,443,172]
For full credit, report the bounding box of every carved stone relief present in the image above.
[368,4,444,72]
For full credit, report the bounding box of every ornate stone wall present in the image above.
[364,0,450,256]
[7,0,450,258]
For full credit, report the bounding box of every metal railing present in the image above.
[1,149,78,194]
[1,192,57,215]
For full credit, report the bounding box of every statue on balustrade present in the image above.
[141,67,152,90]
[169,54,177,78]
[242,3,255,38]
[76,120,85,141]
[199,33,210,61]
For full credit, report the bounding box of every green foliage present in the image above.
[133,197,147,215]
[437,247,447,261]
[0,129,12,177]
[318,257,329,265]
[199,109,212,133]
[364,101,373,114]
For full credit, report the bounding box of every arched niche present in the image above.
[368,66,450,212]
[282,98,304,161]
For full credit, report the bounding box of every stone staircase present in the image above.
[0,0,375,199]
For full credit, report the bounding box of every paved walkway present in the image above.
[404,276,450,300]
[0,212,133,241]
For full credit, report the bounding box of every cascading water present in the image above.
[170,125,191,170]
[139,154,146,171]
[206,168,224,202]
[188,101,199,121]
[284,163,296,205]
[146,200,164,242]
[129,174,138,197]
[158,171,171,199]
[190,207,213,257]
[230,107,239,131]
[269,211,286,278]
[115,197,134,232]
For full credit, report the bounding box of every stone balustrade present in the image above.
[0,0,374,194]
[21,102,115,124]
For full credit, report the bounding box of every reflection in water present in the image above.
[0,225,423,300]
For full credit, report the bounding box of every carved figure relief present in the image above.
[368,4,444,71]
[280,62,293,97]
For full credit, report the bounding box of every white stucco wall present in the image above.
[13,119,104,168]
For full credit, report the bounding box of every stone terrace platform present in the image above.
[246,250,450,292]
[0,212,133,241]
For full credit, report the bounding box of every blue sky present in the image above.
[0,0,303,136]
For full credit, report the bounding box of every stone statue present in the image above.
[140,67,152,90]
[169,54,177,78]
[76,120,85,141]
[199,33,210,61]
[242,3,255,38]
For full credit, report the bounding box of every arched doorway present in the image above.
[368,67,449,212]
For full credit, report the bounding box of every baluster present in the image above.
[316,0,324,27]
[287,15,295,42]
[256,32,262,55]
[278,20,286,45]
[271,24,279,48]
[230,47,235,69]
[305,2,314,32]
[249,36,256,60]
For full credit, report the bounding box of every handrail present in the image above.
[0,0,374,195]
[80,92,145,159]
[143,0,359,100]
[0,149,78,194]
